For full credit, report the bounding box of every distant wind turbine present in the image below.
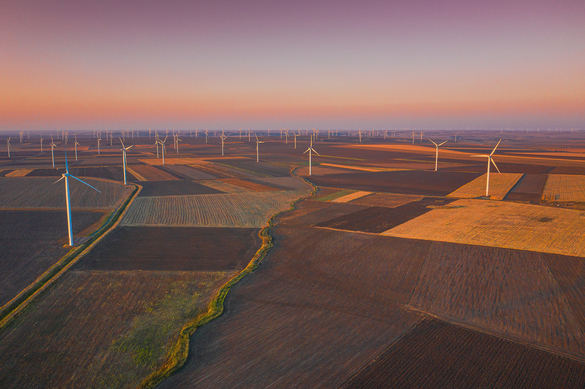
[220,134,227,156]
[6,137,11,157]
[40,135,44,152]
[411,131,416,144]
[74,134,80,160]
[255,134,264,162]
[472,139,502,197]
[428,139,448,171]
[303,136,320,176]
[50,135,57,168]
[54,149,101,246]
[158,136,168,164]
[120,138,134,185]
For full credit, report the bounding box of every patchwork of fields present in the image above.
[448,172,523,200]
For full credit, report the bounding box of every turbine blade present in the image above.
[312,148,320,156]
[438,140,448,146]
[428,139,438,146]
[119,137,125,148]
[490,157,501,173]
[69,175,102,192]
[490,139,502,156]
[54,175,65,184]
[303,148,310,154]
[470,154,490,158]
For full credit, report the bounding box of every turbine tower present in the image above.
[220,134,227,156]
[472,139,502,197]
[255,134,264,162]
[50,135,57,168]
[158,136,168,164]
[428,139,448,171]
[120,138,134,185]
[6,137,11,157]
[54,149,101,246]
[74,134,80,160]
[303,137,320,176]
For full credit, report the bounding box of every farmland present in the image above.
[542,174,585,202]
[127,165,177,181]
[25,167,135,181]
[0,177,133,209]
[122,190,311,228]
[504,174,548,203]
[340,319,585,389]
[306,170,482,196]
[0,210,105,306]
[348,192,423,208]
[136,180,223,197]
[447,172,523,200]
[75,226,261,271]
[382,199,585,257]
[157,165,216,180]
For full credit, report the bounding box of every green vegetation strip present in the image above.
[0,184,141,331]
[315,189,356,202]
[139,168,317,389]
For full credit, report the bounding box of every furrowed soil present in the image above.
[156,165,216,180]
[129,165,178,181]
[542,174,585,202]
[75,226,261,271]
[136,181,224,197]
[348,192,423,208]
[26,167,135,181]
[318,198,455,233]
[0,270,234,389]
[504,174,548,203]
[158,210,429,388]
[341,318,585,389]
[0,210,105,306]
[306,170,482,196]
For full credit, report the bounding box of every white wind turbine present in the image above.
[120,138,134,185]
[6,137,11,157]
[472,139,502,197]
[293,130,299,149]
[358,129,363,143]
[54,149,101,246]
[420,131,424,141]
[255,134,264,162]
[74,134,80,160]
[97,133,101,155]
[154,137,160,158]
[411,131,416,144]
[205,129,209,143]
[303,136,320,176]
[220,133,227,156]
[50,135,57,167]
[428,139,448,171]
[158,136,168,164]
[40,135,44,152]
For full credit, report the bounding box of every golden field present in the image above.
[542,174,585,202]
[447,173,523,200]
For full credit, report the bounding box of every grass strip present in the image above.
[0,183,141,331]
[139,168,317,389]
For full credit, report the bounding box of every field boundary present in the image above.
[0,183,142,331]
[138,169,316,389]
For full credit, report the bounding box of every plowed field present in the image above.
[341,319,585,389]
[448,173,523,200]
[542,174,585,202]
[136,180,223,197]
[128,165,177,181]
[504,174,548,203]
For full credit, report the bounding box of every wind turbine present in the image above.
[97,133,101,155]
[158,136,168,164]
[358,129,363,143]
[74,134,80,160]
[175,134,182,153]
[255,134,264,162]
[120,138,134,185]
[420,131,424,141]
[40,135,44,152]
[50,135,57,167]
[55,149,101,246]
[220,133,227,156]
[239,128,242,139]
[6,137,11,157]
[472,139,502,197]
[303,136,320,176]
[293,130,298,149]
[205,129,209,143]
[411,131,416,144]
[428,139,448,171]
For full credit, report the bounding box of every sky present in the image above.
[1,0,584,131]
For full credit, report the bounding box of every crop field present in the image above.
[0,170,14,177]
[549,166,585,175]
[306,170,482,196]
[216,159,291,177]
[348,192,423,208]
[251,176,312,191]
[319,198,455,233]
[5,169,33,177]
[122,189,310,227]
[75,226,262,271]
[0,270,234,389]
[157,165,216,180]
[295,165,355,176]
[136,180,223,197]
[158,228,429,388]
[0,210,105,306]
[26,167,136,181]
[447,173,523,200]
[542,174,585,202]
[76,156,125,166]
[332,190,371,203]
[0,177,133,209]
[382,199,585,257]
[276,200,369,228]
[127,165,177,181]
[197,179,249,193]
[219,178,280,191]
[409,241,585,356]
[340,319,585,389]
[504,174,548,203]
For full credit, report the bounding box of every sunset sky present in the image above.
[1,0,584,131]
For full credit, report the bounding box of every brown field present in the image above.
[215,159,291,177]
[139,157,210,165]
[122,190,310,228]
[504,173,548,203]
[0,170,14,177]
[0,270,234,389]
[348,192,423,208]
[447,173,523,200]
[341,319,585,389]
[542,174,585,202]
[158,228,428,388]
[136,180,223,197]
[332,190,371,203]
[319,198,455,233]
[382,199,585,257]
[251,176,313,191]
[196,179,250,193]
[75,226,261,271]
[157,165,216,180]
[219,178,280,192]
[295,165,358,175]
[319,163,388,172]
[0,177,133,209]
[277,200,370,227]
[306,170,482,196]
[409,241,585,356]
[26,167,136,181]
[0,210,105,306]
[550,166,585,175]
[127,165,177,181]
[5,169,33,177]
